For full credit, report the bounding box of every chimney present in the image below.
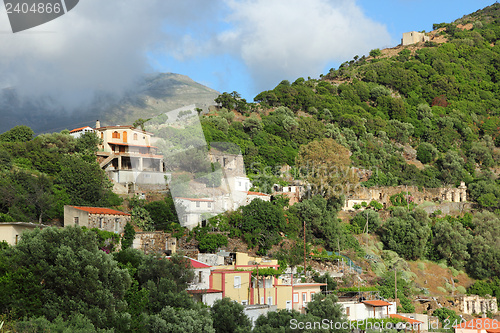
[95,120,101,129]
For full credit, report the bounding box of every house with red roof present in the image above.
[184,257,223,306]
[63,205,131,234]
[69,126,94,139]
[454,318,500,333]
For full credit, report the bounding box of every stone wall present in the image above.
[133,231,176,255]
[343,182,467,211]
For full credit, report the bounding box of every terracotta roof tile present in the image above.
[362,300,392,307]
[389,314,423,324]
[71,206,130,216]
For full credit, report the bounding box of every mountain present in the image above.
[0,73,220,134]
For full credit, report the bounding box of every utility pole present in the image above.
[394,268,397,304]
[406,185,410,211]
[257,263,260,304]
[303,220,306,277]
[365,209,369,243]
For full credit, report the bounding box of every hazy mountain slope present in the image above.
[0,73,219,134]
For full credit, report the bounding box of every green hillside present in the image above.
[203,3,500,211]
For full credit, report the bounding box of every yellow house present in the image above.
[206,252,324,310]
[291,283,326,313]
[0,222,48,246]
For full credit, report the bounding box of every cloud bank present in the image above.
[0,0,391,106]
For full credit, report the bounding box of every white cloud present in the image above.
[0,0,216,105]
[216,0,392,92]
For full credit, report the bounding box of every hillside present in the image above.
[2,3,500,330]
[193,2,500,304]
[0,72,219,134]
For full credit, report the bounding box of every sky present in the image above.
[0,0,496,106]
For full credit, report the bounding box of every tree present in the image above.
[369,48,382,58]
[379,208,431,260]
[0,226,131,329]
[430,219,471,269]
[296,138,358,200]
[350,209,381,234]
[306,293,346,326]
[239,199,286,255]
[122,222,136,249]
[210,298,251,333]
[131,207,155,231]
[57,154,118,207]
[144,306,215,333]
[432,308,461,332]
[0,125,34,142]
[467,212,500,279]
[417,142,438,164]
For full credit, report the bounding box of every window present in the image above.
[345,307,350,316]
[293,293,298,303]
[196,202,200,208]
[268,297,273,305]
[261,297,264,304]
[98,217,103,229]
[265,277,272,288]
[198,271,203,283]
[112,131,120,139]
[114,218,120,233]
[234,276,241,288]
[15,234,19,245]
[133,133,138,140]
[302,293,307,303]
[207,202,211,208]
[74,217,79,225]
[310,292,315,301]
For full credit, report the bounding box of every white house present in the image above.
[339,299,396,321]
[69,126,95,138]
[184,257,223,306]
[176,197,215,230]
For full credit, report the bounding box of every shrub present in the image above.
[370,48,382,58]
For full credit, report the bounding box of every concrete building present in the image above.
[0,222,48,246]
[459,295,498,315]
[175,197,215,229]
[184,257,223,307]
[63,205,131,234]
[338,299,396,321]
[402,31,430,45]
[94,120,167,185]
[291,283,327,313]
